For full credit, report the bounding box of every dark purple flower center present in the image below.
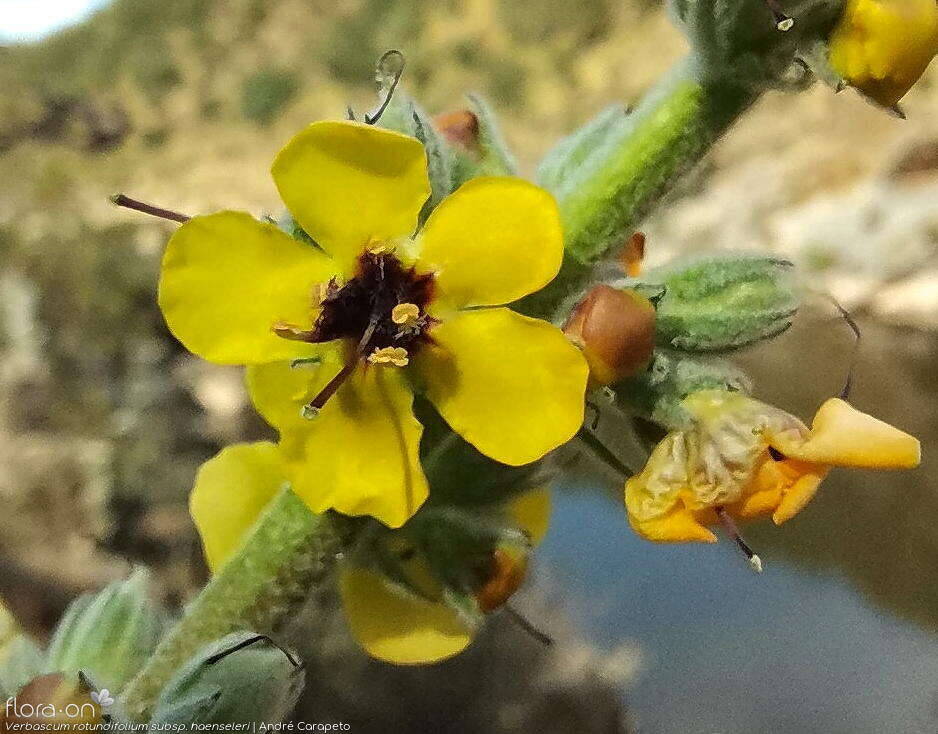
[311,250,435,354]
[273,250,436,416]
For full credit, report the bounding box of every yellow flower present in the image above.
[189,441,551,664]
[829,0,938,109]
[624,390,920,543]
[159,120,588,528]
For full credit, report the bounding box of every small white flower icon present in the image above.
[91,689,114,708]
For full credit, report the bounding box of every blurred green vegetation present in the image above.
[241,69,300,125]
[0,0,666,154]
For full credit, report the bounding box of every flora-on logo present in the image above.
[90,689,114,708]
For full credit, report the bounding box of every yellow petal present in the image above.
[283,365,428,528]
[159,211,335,365]
[769,398,921,469]
[415,308,588,466]
[624,444,717,544]
[772,468,828,525]
[416,177,564,308]
[506,487,552,546]
[338,567,472,665]
[189,442,286,572]
[829,0,938,107]
[626,499,717,544]
[246,345,345,434]
[734,487,782,519]
[271,121,430,275]
[733,458,786,519]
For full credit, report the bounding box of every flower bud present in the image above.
[434,95,517,187]
[828,0,938,110]
[644,254,797,352]
[474,547,528,614]
[45,568,167,692]
[564,285,656,387]
[434,110,481,153]
[2,673,103,731]
[149,632,305,727]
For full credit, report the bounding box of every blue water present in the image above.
[540,490,938,734]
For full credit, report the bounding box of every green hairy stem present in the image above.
[120,489,339,721]
[524,58,758,319]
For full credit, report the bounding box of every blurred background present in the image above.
[1,1,937,732]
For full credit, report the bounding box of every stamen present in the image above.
[367,242,394,255]
[285,250,433,414]
[314,280,337,305]
[503,605,553,648]
[368,346,409,367]
[273,322,317,341]
[762,0,794,30]
[391,302,421,327]
[301,360,356,419]
[110,193,191,223]
[715,506,764,574]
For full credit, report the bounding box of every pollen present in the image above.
[392,302,421,327]
[367,242,394,255]
[313,280,335,304]
[368,346,410,367]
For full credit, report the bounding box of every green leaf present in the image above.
[537,104,628,195]
[148,633,304,727]
[377,87,453,216]
[631,253,799,352]
[45,568,168,692]
[617,348,753,428]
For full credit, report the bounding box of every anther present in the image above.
[715,506,764,574]
[314,280,337,304]
[391,302,420,327]
[368,346,409,367]
[763,0,794,30]
[367,242,393,255]
[273,322,317,341]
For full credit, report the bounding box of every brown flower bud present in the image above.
[475,548,528,614]
[3,673,103,731]
[617,232,646,277]
[564,285,656,387]
[433,110,481,155]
